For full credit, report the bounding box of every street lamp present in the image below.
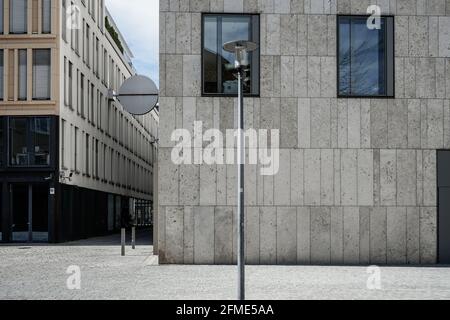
[223,40,258,301]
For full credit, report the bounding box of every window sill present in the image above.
[201,93,260,98]
[337,95,396,99]
[32,98,52,102]
[0,34,56,40]
[0,100,56,106]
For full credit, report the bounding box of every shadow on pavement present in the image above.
[64,227,153,246]
[0,227,153,247]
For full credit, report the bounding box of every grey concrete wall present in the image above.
[158,0,450,265]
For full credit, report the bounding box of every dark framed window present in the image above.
[0,0,4,34]
[42,0,51,34]
[202,14,260,96]
[85,134,90,176]
[337,15,394,98]
[18,49,27,100]
[32,49,51,100]
[62,0,67,41]
[0,49,4,100]
[10,0,27,34]
[8,117,51,167]
[0,117,4,168]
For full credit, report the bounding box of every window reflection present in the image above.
[221,17,251,94]
[203,14,259,96]
[0,118,4,167]
[33,49,51,100]
[9,117,51,167]
[338,16,393,97]
[30,118,51,166]
[10,0,28,34]
[10,118,28,166]
[203,17,218,93]
[0,50,4,100]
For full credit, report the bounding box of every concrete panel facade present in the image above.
[158,0,448,265]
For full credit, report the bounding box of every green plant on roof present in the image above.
[105,17,124,54]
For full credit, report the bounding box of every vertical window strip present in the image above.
[68,61,73,108]
[33,49,51,100]
[61,119,66,168]
[63,57,67,105]
[62,0,67,41]
[42,0,51,34]
[18,49,27,100]
[0,0,4,34]
[10,0,27,34]
[0,50,3,100]
[32,0,38,33]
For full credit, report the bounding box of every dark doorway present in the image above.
[0,185,2,242]
[438,151,450,264]
[10,183,49,243]
[11,184,29,242]
[32,184,49,242]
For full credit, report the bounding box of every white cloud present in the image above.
[105,0,159,85]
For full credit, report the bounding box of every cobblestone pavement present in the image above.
[1,232,450,300]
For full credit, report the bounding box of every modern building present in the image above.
[0,0,158,243]
[158,0,450,265]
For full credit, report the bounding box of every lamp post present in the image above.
[223,40,258,301]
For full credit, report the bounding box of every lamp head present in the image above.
[223,40,258,68]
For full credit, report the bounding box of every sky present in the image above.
[105,0,159,86]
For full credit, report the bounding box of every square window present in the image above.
[338,16,394,97]
[202,14,260,96]
[8,117,51,167]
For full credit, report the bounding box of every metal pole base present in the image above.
[121,228,126,256]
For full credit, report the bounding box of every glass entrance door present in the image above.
[32,184,49,242]
[438,151,450,264]
[0,185,3,242]
[11,183,49,243]
[11,184,30,242]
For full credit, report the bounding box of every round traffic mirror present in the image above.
[117,75,159,115]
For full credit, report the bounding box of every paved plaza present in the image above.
[1,231,450,300]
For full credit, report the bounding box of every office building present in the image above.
[0,0,158,243]
[158,0,450,265]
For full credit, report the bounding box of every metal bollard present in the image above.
[132,226,136,250]
[121,228,126,256]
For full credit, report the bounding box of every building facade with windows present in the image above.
[158,0,450,265]
[0,0,158,243]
